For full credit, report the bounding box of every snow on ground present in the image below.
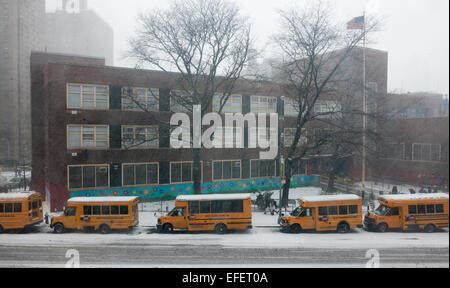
[354,181,447,194]
[0,171,31,182]
[0,222,447,250]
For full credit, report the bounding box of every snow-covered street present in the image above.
[0,224,448,268]
[1,186,448,267]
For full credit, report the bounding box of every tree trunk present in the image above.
[281,159,293,208]
[193,148,202,194]
[327,169,336,194]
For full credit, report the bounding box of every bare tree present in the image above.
[272,1,379,207]
[128,0,253,194]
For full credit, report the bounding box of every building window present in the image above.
[67,125,109,149]
[291,159,307,175]
[122,163,159,186]
[314,128,333,143]
[250,160,276,178]
[412,143,441,162]
[284,128,307,147]
[213,94,242,113]
[170,90,192,113]
[122,126,159,149]
[68,165,109,189]
[122,87,159,111]
[213,160,241,180]
[284,98,305,116]
[170,126,192,148]
[170,162,202,184]
[381,143,405,160]
[314,100,341,118]
[67,84,109,109]
[251,96,277,113]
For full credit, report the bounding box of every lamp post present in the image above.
[278,96,285,216]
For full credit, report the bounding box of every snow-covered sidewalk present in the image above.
[0,223,447,250]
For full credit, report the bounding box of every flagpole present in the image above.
[362,11,367,187]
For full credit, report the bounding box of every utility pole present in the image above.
[278,96,285,216]
[17,0,23,183]
[361,11,367,187]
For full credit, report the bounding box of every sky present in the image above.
[45,0,450,95]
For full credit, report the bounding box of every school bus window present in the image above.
[132,205,137,214]
[32,201,37,209]
[349,205,358,214]
[211,201,224,213]
[0,203,3,213]
[426,205,435,214]
[170,208,184,216]
[328,206,337,215]
[408,205,416,214]
[102,206,110,215]
[28,202,31,210]
[418,205,426,214]
[111,206,119,215]
[390,207,399,215]
[13,203,22,213]
[5,203,12,213]
[65,207,76,216]
[227,200,243,213]
[339,205,348,215]
[120,206,128,215]
[83,206,92,215]
[290,206,302,217]
[300,208,312,217]
[436,204,444,213]
[189,201,199,214]
[318,206,327,216]
[93,206,101,215]
[200,201,210,213]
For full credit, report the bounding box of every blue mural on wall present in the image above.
[70,175,320,201]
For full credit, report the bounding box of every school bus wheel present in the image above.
[99,224,111,234]
[337,222,350,234]
[290,224,302,234]
[424,224,436,233]
[53,223,65,234]
[377,223,388,233]
[215,223,228,234]
[162,223,173,233]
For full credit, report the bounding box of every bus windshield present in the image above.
[167,207,177,216]
[291,207,303,217]
[375,205,389,216]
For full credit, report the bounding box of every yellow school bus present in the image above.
[280,194,363,233]
[0,192,43,233]
[48,196,139,234]
[364,193,449,233]
[157,193,252,234]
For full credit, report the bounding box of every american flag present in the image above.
[347,16,365,30]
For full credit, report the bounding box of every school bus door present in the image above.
[384,207,402,229]
[63,206,79,229]
[170,207,188,229]
[298,208,315,230]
